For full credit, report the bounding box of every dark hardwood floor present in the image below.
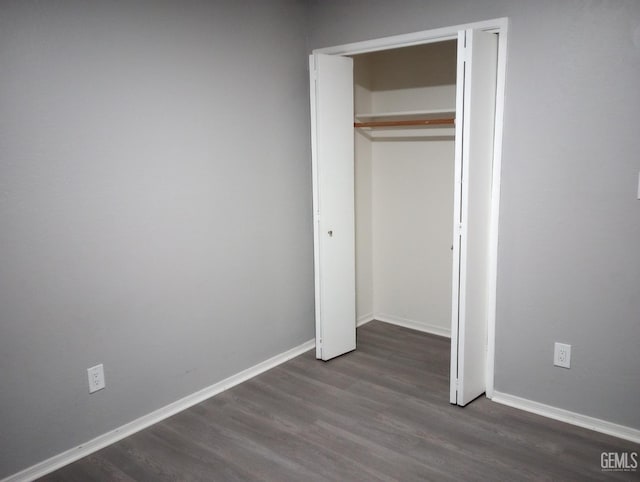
[41,321,639,481]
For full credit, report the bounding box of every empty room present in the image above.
[1,1,639,480]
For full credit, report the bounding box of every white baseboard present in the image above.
[491,391,640,445]
[357,313,374,327]
[374,313,451,338]
[4,339,316,482]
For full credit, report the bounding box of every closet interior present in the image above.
[352,40,457,337]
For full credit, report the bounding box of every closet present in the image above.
[309,24,503,407]
[352,41,457,338]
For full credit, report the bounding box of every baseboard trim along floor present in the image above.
[374,313,451,339]
[35,321,639,481]
[492,391,640,445]
[8,325,639,480]
[4,339,316,482]
[356,314,374,327]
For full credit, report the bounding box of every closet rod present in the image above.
[354,118,455,128]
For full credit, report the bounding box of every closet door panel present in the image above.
[309,54,356,361]
[452,29,498,405]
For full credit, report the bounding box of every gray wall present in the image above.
[0,0,312,477]
[308,0,640,430]
[3,0,640,477]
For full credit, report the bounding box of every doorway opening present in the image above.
[309,18,508,406]
[351,40,457,407]
[352,41,457,345]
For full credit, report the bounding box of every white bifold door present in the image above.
[309,29,499,406]
[450,29,498,406]
[308,53,356,361]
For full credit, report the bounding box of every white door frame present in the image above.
[311,17,508,399]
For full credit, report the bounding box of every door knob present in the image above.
[328,230,333,237]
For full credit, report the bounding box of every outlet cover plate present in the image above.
[87,364,106,393]
[554,343,571,369]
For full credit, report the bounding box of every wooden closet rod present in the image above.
[354,118,455,128]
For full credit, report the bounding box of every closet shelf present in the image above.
[355,118,454,128]
[354,108,455,129]
[355,108,455,120]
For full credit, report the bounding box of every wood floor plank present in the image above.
[40,321,640,481]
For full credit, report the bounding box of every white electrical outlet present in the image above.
[553,343,571,369]
[87,364,106,393]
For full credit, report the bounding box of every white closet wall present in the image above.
[372,140,454,334]
[354,42,457,336]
